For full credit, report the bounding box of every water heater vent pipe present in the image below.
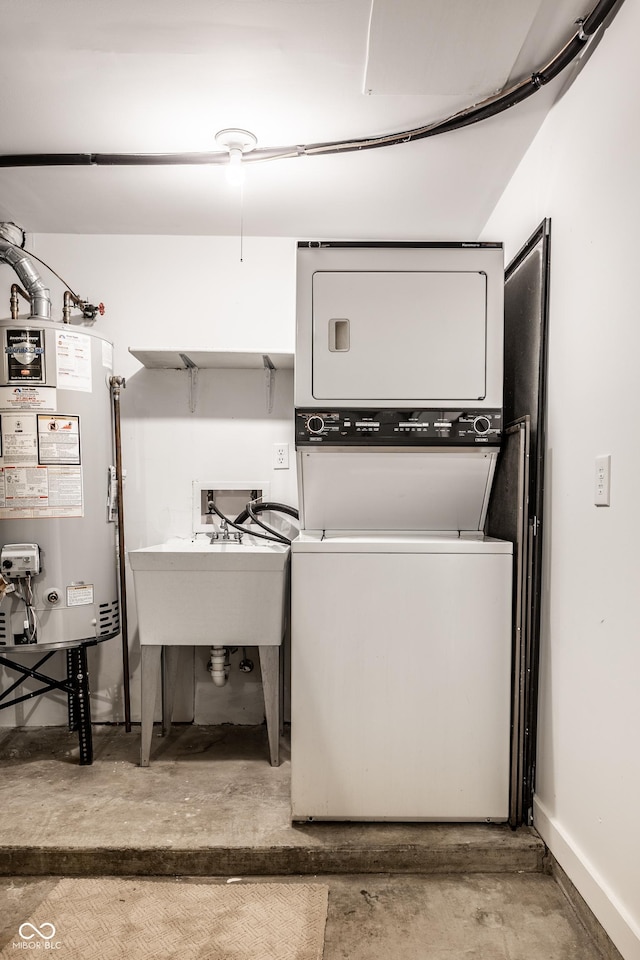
[0,223,51,320]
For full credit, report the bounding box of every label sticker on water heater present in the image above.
[67,583,94,607]
[5,329,45,383]
[56,330,92,393]
[0,411,84,519]
[102,340,113,370]
[0,465,84,518]
[37,415,81,465]
[0,413,38,464]
[0,386,57,412]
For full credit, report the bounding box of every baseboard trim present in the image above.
[534,796,639,960]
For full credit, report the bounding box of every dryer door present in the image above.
[312,270,488,402]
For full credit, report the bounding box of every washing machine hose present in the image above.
[207,499,298,545]
[234,501,299,525]
[244,501,295,545]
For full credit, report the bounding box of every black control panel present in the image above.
[295,408,503,446]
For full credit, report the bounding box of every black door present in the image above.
[487,219,551,825]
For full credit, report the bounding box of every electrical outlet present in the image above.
[273,443,290,470]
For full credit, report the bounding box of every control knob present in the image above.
[306,415,325,435]
[473,416,491,435]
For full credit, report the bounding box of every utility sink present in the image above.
[129,536,290,646]
[131,534,290,768]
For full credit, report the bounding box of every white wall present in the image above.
[0,234,298,726]
[2,15,638,949]
[482,4,640,958]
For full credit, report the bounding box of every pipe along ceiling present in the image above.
[0,0,624,171]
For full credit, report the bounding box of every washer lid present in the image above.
[292,530,513,554]
[298,446,499,532]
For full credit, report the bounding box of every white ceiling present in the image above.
[0,0,607,238]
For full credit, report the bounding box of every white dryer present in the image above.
[294,241,504,411]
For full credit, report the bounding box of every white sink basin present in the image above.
[129,536,290,646]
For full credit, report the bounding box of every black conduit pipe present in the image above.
[0,0,625,170]
[300,0,624,155]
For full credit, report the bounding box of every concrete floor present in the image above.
[0,724,609,959]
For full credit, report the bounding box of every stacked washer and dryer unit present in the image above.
[291,242,513,822]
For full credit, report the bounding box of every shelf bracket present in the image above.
[179,353,199,413]
[263,354,275,414]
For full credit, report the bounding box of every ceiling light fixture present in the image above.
[214,128,257,186]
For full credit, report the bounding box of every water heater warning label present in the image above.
[0,465,84,518]
[38,415,81,465]
[67,583,94,607]
[0,413,84,518]
[3,465,48,500]
[0,414,38,463]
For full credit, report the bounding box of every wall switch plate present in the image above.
[595,454,611,506]
[273,443,290,470]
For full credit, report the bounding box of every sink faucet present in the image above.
[208,519,242,544]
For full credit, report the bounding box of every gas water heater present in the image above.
[0,247,119,650]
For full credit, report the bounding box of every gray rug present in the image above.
[0,878,329,959]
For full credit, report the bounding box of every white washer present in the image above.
[291,531,512,821]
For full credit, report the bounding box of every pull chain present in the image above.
[239,181,245,263]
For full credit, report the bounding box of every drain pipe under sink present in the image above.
[208,646,228,686]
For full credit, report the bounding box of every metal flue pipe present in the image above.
[0,223,51,320]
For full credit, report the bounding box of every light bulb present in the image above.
[215,129,257,188]
[226,146,244,187]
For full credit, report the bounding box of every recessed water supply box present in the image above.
[192,481,270,535]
